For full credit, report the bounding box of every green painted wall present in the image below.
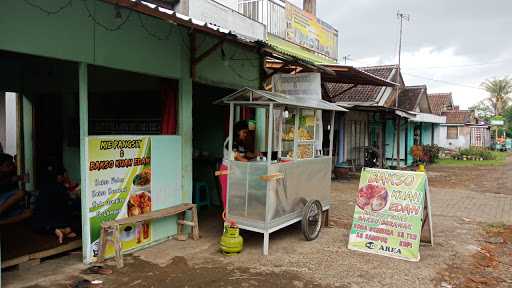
[0,1,260,88]
[406,122,414,166]
[384,120,395,160]
[1,1,262,261]
[421,124,433,145]
[386,120,436,167]
[195,35,261,89]
[384,119,407,167]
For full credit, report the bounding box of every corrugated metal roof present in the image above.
[216,88,347,111]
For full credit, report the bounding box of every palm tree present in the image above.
[481,77,512,116]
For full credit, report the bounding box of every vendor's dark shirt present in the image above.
[0,155,17,194]
[225,140,247,155]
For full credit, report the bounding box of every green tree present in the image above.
[481,77,512,116]
[505,105,512,137]
[470,100,494,122]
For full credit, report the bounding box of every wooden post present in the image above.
[404,120,409,166]
[395,117,400,169]
[113,224,123,268]
[190,205,200,240]
[176,212,186,241]
[97,226,108,263]
[380,115,386,168]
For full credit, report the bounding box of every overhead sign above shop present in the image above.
[285,2,338,61]
[272,72,321,99]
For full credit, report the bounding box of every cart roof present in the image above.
[215,88,347,111]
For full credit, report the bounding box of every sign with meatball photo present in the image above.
[347,168,432,261]
[86,136,152,260]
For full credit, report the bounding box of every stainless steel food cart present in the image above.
[217,87,346,255]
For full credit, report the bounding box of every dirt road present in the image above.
[5,156,512,288]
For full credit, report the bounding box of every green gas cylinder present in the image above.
[220,224,243,255]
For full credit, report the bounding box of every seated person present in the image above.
[0,153,27,222]
[32,162,77,244]
[222,120,257,163]
[219,121,258,209]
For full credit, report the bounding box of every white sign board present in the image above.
[490,119,504,126]
[272,73,322,99]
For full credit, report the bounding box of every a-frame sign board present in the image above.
[347,168,433,261]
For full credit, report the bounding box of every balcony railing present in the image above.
[180,0,338,63]
[237,0,338,62]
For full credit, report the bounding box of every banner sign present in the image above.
[272,73,322,99]
[347,168,433,261]
[87,136,152,259]
[285,2,338,61]
[490,119,504,126]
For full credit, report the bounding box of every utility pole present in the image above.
[394,10,410,169]
[342,54,351,65]
[395,10,410,108]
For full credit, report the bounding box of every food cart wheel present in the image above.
[301,200,322,241]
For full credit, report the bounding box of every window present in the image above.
[447,127,458,139]
[239,0,260,22]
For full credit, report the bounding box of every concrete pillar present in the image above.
[179,77,193,203]
[78,62,89,263]
[0,92,5,152]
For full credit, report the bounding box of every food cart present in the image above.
[216,87,346,255]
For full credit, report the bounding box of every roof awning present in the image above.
[215,88,347,111]
[322,65,397,87]
[265,61,396,87]
[408,112,446,124]
[395,110,416,119]
[103,0,335,76]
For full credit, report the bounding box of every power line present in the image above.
[402,72,485,90]
[404,58,512,70]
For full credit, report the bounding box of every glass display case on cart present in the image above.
[216,88,346,255]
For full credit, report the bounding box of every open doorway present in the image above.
[0,51,179,269]
[0,51,82,268]
[192,83,249,226]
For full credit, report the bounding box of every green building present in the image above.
[0,0,313,265]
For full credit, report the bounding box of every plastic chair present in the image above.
[193,182,211,210]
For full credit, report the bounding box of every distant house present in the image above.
[324,65,400,168]
[396,85,445,166]
[428,92,454,146]
[438,108,491,149]
[428,93,491,149]
[324,65,444,168]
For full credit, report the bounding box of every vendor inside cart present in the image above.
[219,120,257,208]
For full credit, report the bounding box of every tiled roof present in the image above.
[324,65,397,103]
[442,110,472,124]
[428,93,453,115]
[397,85,426,111]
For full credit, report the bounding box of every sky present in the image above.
[289,0,512,108]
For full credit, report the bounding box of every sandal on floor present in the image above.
[83,266,113,275]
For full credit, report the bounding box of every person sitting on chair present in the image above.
[0,153,28,222]
[32,162,77,244]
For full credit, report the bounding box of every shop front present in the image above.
[0,0,264,268]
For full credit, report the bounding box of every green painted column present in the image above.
[179,77,193,203]
[78,62,90,262]
[255,108,266,152]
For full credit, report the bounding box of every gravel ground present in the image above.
[5,156,512,288]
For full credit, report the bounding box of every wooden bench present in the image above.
[97,203,199,268]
